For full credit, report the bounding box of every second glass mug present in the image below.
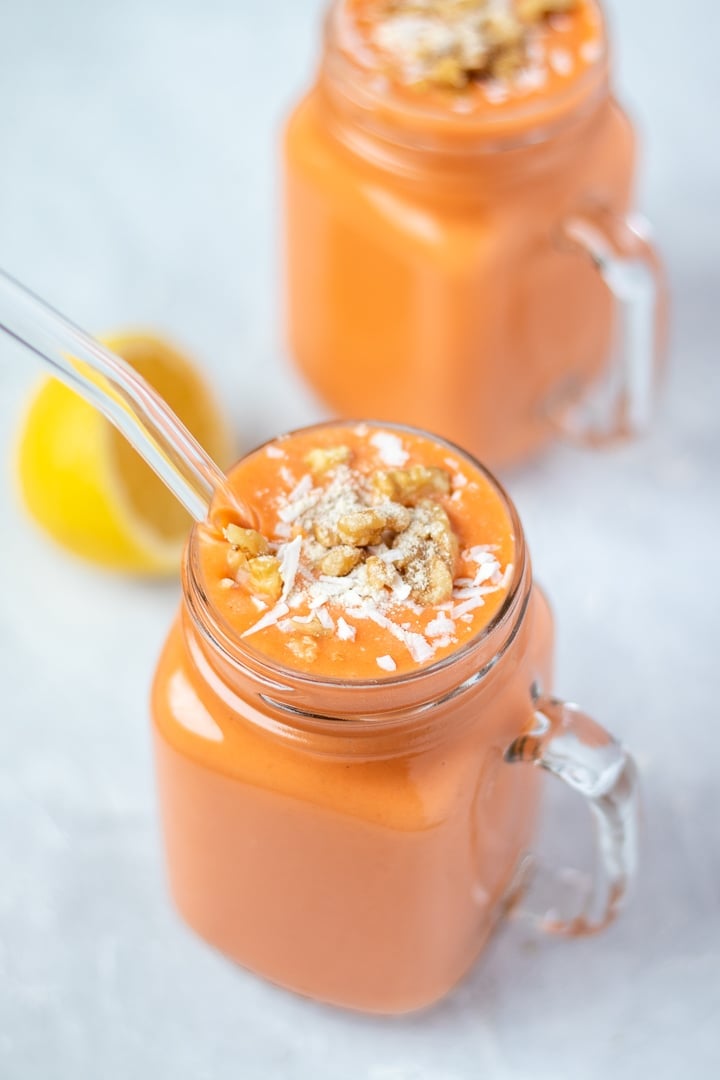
[283,0,667,467]
[152,421,638,1014]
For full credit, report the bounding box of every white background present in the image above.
[0,1,718,1077]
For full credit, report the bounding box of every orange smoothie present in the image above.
[284,1,663,465]
[151,422,554,1012]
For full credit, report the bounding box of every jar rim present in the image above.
[183,420,529,707]
[320,0,611,153]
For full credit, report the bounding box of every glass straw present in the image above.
[0,269,253,528]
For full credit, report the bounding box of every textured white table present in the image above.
[0,2,718,1077]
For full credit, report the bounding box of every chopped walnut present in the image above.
[304,445,352,474]
[313,520,340,548]
[336,501,410,544]
[428,56,468,89]
[491,43,525,79]
[372,465,451,505]
[336,505,411,547]
[320,545,364,577]
[485,11,524,48]
[246,555,283,602]
[366,555,395,592]
[391,500,458,604]
[286,636,319,663]
[419,555,455,605]
[225,525,269,557]
[517,0,577,21]
[227,547,249,575]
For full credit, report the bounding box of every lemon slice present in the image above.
[17,333,232,574]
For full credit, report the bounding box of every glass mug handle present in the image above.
[505,690,639,935]
[548,206,666,443]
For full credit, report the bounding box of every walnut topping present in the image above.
[246,555,283,602]
[224,525,269,558]
[372,465,451,505]
[371,0,580,88]
[313,520,340,548]
[517,0,576,20]
[336,505,411,547]
[305,445,352,474]
[365,555,395,592]
[320,545,365,577]
[390,500,458,604]
[227,547,249,575]
[485,11,524,48]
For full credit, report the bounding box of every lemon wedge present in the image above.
[17,333,232,574]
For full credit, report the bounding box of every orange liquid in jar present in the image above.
[152,424,553,1012]
[284,0,638,466]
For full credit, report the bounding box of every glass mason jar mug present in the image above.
[151,422,639,1014]
[283,0,666,467]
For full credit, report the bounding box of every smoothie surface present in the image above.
[336,0,604,112]
[199,424,516,679]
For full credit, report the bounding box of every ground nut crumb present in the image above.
[287,636,319,663]
[313,520,341,547]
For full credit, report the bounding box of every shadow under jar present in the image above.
[283,0,666,468]
[151,421,638,1014]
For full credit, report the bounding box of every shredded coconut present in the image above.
[370,431,410,466]
[426,612,456,638]
[241,601,290,637]
[453,595,486,618]
[376,655,397,672]
[336,617,357,642]
[278,536,303,598]
[315,606,335,632]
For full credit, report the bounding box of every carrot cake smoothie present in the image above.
[285,0,663,466]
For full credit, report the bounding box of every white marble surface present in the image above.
[0,1,718,1077]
